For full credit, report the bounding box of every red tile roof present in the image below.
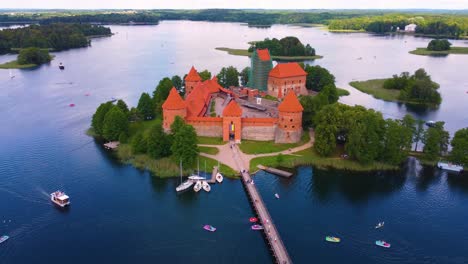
[204,77,222,93]
[257,49,271,61]
[278,91,304,112]
[185,82,210,117]
[222,100,242,116]
[185,66,202,82]
[269,62,307,78]
[162,87,186,110]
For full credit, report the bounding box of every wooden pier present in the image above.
[103,141,120,150]
[207,166,218,184]
[232,145,292,264]
[257,165,293,178]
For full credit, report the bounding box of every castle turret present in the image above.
[185,66,202,96]
[275,91,303,143]
[222,100,243,142]
[162,87,187,132]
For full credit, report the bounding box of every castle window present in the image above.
[290,119,293,122]
[292,126,295,128]
[284,125,287,128]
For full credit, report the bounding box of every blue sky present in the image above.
[1,0,468,10]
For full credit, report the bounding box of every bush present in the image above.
[427,39,452,51]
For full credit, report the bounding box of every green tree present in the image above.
[91,102,114,136]
[423,122,450,161]
[153,77,173,115]
[382,119,412,165]
[147,121,172,159]
[413,119,425,151]
[102,106,128,141]
[217,66,239,87]
[118,132,129,144]
[17,47,52,65]
[199,70,212,81]
[116,99,129,115]
[137,93,154,120]
[170,116,186,134]
[128,107,142,122]
[427,39,452,51]
[314,125,337,156]
[304,65,336,92]
[171,75,183,91]
[131,132,147,154]
[240,67,250,86]
[171,123,199,168]
[450,128,468,166]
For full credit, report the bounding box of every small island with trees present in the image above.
[0,23,112,69]
[410,39,468,56]
[216,36,323,61]
[350,68,442,106]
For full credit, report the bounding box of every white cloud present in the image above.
[1,0,468,10]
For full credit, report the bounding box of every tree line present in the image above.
[0,23,111,54]
[248,37,316,57]
[312,103,467,167]
[383,68,441,105]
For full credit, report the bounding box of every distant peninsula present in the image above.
[216,36,323,61]
[409,39,468,56]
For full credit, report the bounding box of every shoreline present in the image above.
[0,54,56,69]
[409,47,468,56]
[215,47,323,61]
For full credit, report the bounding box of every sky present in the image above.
[1,0,468,10]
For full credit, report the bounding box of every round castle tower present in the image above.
[162,87,187,132]
[185,66,202,96]
[275,91,304,143]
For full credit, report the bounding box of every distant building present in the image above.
[267,62,308,99]
[405,24,417,32]
[248,49,273,91]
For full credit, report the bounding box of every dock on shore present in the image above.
[257,165,293,178]
[104,141,120,150]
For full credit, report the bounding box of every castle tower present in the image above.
[275,91,303,143]
[267,62,307,99]
[185,66,202,96]
[222,100,243,142]
[162,87,187,132]
[247,49,273,91]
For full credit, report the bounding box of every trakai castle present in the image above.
[162,49,307,143]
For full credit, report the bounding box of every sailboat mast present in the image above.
[179,160,182,183]
[197,157,200,176]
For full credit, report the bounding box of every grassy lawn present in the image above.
[0,60,37,69]
[199,146,219,155]
[337,87,350,97]
[350,79,401,102]
[197,136,225,145]
[409,47,468,56]
[250,148,399,172]
[128,119,160,137]
[215,47,323,60]
[239,131,310,154]
[116,144,238,178]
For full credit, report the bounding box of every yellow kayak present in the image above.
[325,236,341,243]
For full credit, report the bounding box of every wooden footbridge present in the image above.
[231,144,292,264]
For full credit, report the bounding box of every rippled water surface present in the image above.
[1,21,468,263]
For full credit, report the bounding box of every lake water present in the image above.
[1,21,467,263]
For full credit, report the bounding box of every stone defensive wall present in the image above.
[187,116,223,137]
[241,117,278,141]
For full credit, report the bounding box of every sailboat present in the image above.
[193,181,202,192]
[216,172,224,183]
[202,181,211,192]
[188,158,205,180]
[176,160,193,193]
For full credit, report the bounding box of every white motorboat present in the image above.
[275,193,280,199]
[437,162,463,173]
[425,120,436,127]
[216,172,223,183]
[50,190,70,207]
[193,181,202,192]
[375,222,384,229]
[202,181,211,192]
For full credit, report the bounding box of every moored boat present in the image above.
[50,190,70,207]
[325,236,340,243]
[216,172,223,183]
[203,225,216,232]
[188,175,206,181]
[437,161,463,173]
[375,240,391,248]
[0,235,9,244]
[251,224,264,230]
[202,181,211,192]
[425,120,436,127]
[176,180,194,193]
[275,193,280,199]
[249,217,258,223]
[193,181,202,192]
[59,62,65,70]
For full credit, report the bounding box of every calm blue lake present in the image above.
[0,21,467,263]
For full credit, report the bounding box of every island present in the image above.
[0,23,112,69]
[216,36,323,61]
[410,39,468,56]
[350,68,441,106]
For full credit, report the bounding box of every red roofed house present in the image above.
[267,62,307,99]
[162,67,304,143]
